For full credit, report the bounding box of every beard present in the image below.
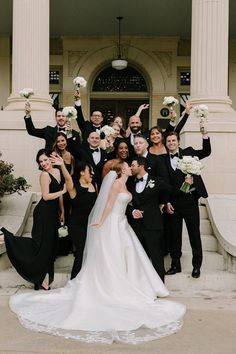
[130,126,141,134]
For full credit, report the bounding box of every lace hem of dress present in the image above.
[17,315,183,344]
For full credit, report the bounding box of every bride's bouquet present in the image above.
[73,76,87,90]
[194,104,209,133]
[19,88,34,101]
[163,96,179,111]
[176,156,203,193]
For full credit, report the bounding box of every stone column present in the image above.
[6,0,52,110]
[190,0,233,115]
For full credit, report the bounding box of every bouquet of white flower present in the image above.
[100,125,115,137]
[163,96,179,110]
[176,156,203,193]
[73,76,87,89]
[194,104,209,133]
[19,88,34,100]
[62,106,77,120]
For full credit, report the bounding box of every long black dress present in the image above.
[68,182,97,279]
[2,172,62,286]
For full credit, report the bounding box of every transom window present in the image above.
[92,67,148,92]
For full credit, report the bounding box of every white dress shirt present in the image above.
[135,173,148,193]
[169,151,179,170]
[90,147,101,165]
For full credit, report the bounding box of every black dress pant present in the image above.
[135,224,165,282]
[69,224,87,279]
[169,193,202,269]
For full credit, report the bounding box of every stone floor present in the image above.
[0,289,236,354]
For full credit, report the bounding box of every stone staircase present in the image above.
[1,195,236,296]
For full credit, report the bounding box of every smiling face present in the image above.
[166,134,180,153]
[56,110,67,127]
[56,134,67,151]
[38,153,52,171]
[129,115,142,134]
[117,142,129,160]
[87,132,101,148]
[90,111,103,126]
[111,123,121,137]
[114,116,123,129]
[150,127,163,144]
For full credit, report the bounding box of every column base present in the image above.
[5,94,54,111]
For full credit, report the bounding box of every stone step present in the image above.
[182,234,218,252]
[165,270,236,293]
[164,251,225,271]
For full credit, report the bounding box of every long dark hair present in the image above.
[73,161,93,182]
[149,126,164,145]
[52,132,68,156]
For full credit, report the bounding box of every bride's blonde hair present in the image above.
[112,161,125,178]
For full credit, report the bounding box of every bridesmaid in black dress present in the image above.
[50,154,97,279]
[0,149,66,290]
[52,132,74,256]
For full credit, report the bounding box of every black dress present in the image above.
[68,182,97,279]
[2,173,62,286]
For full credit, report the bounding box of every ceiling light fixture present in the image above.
[112,16,128,70]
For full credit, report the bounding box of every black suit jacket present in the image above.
[125,130,149,160]
[78,145,108,188]
[75,105,102,141]
[24,116,81,156]
[163,112,189,137]
[157,138,211,199]
[127,175,170,231]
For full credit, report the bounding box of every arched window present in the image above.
[92,67,148,92]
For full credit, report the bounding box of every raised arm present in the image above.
[135,103,149,117]
[74,90,86,134]
[24,102,47,139]
[50,154,76,198]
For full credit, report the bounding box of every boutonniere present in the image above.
[146,179,155,189]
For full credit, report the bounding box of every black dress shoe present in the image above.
[165,266,181,275]
[192,268,201,278]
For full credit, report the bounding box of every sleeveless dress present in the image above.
[9,193,186,344]
[68,182,97,278]
[3,172,62,286]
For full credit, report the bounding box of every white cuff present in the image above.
[75,99,81,107]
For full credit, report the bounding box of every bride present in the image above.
[8,160,186,344]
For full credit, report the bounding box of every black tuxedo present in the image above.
[75,105,102,141]
[24,116,81,156]
[78,145,108,189]
[157,137,211,270]
[127,174,171,281]
[163,112,189,137]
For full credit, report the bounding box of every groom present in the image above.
[127,156,170,282]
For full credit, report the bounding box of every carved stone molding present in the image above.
[152,51,172,77]
[68,51,88,76]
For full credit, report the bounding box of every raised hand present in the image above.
[50,153,64,166]
[74,90,80,101]
[185,101,192,115]
[25,102,31,116]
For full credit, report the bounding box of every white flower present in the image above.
[146,179,155,189]
[62,106,77,119]
[19,88,34,99]
[163,96,179,107]
[194,104,209,119]
[73,76,87,88]
[100,125,115,137]
[176,156,203,176]
[58,225,68,238]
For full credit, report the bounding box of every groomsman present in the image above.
[127,156,170,282]
[74,90,104,141]
[158,121,211,278]
[79,131,108,189]
[24,102,81,155]
[133,135,162,176]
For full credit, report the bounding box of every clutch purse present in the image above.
[58,224,69,238]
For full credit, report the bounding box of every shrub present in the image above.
[0,152,30,198]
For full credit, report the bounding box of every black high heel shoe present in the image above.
[34,284,51,291]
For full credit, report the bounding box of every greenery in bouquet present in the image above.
[176,155,203,193]
[0,153,30,199]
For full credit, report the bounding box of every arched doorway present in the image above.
[90,66,150,129]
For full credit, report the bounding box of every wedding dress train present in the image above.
[10,192,186,344]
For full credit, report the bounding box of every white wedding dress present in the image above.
[10,186,186,344]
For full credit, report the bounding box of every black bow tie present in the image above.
[90,148,99,153]
[135,177,144,183]
[93,125,101,130]
[58,127,66,132]
[170,152,179,159]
